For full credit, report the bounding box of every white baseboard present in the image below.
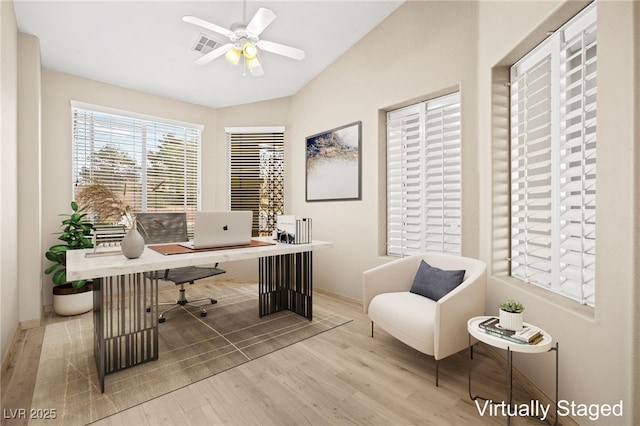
[314,287,361,306]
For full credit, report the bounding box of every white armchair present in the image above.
[362,252,486,386]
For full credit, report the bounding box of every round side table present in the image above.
[467,316,559,426]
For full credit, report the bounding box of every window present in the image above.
[510,3,597,306]
[386,92,462,257]
[72,104,201,232]
[227,127,285,236]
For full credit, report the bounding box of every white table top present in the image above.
[66,237,333,281]
[467,316,554,354]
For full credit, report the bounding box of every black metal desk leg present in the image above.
[94,272,159,393]
[468,334,474,400]
[259,252,313,319]
[93,277,105,393]
[551,342,559,426]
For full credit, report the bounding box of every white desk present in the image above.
[67,238,332,281]
[467,316,558,425]
[66,238,332,392]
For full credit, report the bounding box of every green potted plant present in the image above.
[45,201,95,316]
[498,299,524,331]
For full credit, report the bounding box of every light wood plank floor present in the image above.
[3,281,554,425]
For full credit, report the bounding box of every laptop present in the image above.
[179,210,252,249]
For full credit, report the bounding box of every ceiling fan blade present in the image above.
[195,43,234,65]
[246,7,276,36]
[183,15,234,39]
[257,40,306,61]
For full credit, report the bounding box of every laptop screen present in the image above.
[191,211,252,249]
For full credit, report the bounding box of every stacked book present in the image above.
[276,215,312,244]
[478,317,543,345]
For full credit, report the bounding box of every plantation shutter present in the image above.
[510,2,596,306]
[386,92,461,257]
[510,52,554,288]
[227,128,285,236]
[387,104,421,256]
[557,5,597,305]
[72,104,201,233]
[424,95,462,253]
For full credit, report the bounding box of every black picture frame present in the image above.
[305,121,362,202]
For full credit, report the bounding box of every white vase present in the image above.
[121,227,145,259]
[499,309,523,331]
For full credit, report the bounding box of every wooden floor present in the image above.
[2,281,552,426]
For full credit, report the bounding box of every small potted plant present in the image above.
[45,201,95,316]
[498,299,524,331]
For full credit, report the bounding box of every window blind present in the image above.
[510,2,596,306]
[72,106,201,233]
[227,130,284,236]
[386,92,461,257]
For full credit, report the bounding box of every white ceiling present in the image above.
[13,0,404,108]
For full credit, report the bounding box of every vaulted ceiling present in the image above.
[14,1,404,108]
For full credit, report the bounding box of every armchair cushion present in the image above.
[368,292,436,354]
[409,260,465,301]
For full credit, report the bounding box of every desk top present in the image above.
[66,237,333,281]
[467,316,554,354]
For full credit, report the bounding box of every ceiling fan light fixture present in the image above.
[184,7,306,76]
[248,58,264,77]
[242,41,258,60]
[225,47,242,65]
[246,56,260,69]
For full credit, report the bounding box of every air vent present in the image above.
[192,34,219,54]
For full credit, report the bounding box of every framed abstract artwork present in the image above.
[305,121,362,202]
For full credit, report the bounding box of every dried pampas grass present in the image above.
[75,183,132,226]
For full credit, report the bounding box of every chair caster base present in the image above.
[159,317,166,323]
[200,312,207,317]
[210,299,218,305]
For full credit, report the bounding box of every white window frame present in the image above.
[386,92,462,257]
[71,102,202,233]
[509,2,597,306]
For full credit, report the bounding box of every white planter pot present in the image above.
[52,285,93,316]
[499,309,523,331]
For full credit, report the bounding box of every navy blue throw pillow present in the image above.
[409,260,466,301]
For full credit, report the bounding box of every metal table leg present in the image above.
[259,251,313,319]
[507,347,512,425]
[468,336,560,426]
[94,271,159,393]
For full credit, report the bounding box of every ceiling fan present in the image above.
[183,6,305,77]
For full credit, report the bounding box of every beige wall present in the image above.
[476,1,638,422]
[287,0,638,422]
[3,0,638,422]
[635,1,640,419]
[18,33,42,327]
[1,0,19,367]
[290,1,479,300]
